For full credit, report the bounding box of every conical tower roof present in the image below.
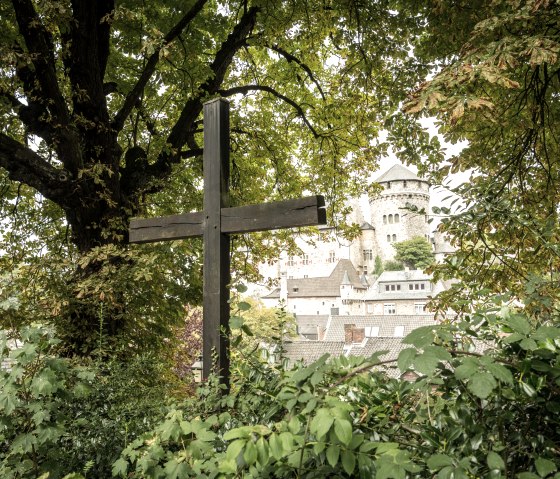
[375,164,427,184]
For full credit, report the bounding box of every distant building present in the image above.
[259,164,454,372]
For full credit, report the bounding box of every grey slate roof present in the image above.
[323,314,438,341]
[282,341,345,365]
[295,315,329,336]
[282,337,410,377]
[377,270,431,282]
[375,164,427,184]
[264,259,365,299]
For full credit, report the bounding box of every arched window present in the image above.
[388,214,393,224]
[394,213,400,223]
[383,215,387,224]
[392,234,397,242]
[387,234,391,242]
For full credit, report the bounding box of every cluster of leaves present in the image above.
[114,290,560,479]
[0,326,177,478]
[393,236,434,271]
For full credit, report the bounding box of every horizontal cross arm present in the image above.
[222,195,326,234]
[129,195,326,244]
[129,211,204,243]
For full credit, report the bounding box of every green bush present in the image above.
[0,327,174,478]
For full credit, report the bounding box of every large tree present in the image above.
[0,0,425,352]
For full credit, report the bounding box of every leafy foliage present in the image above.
[393,236,434,271]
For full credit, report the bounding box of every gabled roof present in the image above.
[295,315,329,335]
[375,164,427,184]
[263,259,365,299]
[323,314,438,341]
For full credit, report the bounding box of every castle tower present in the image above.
[369,164,430,262]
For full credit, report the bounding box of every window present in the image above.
[421,283,425,290]
[409,284,413,291]
[387,234,391,242]
[302,254,310,265]
[397,284,401,291]
[414,284,419,290]
[363,249,373,261]
[395,213,400,223]
[388,214,394,224]
[403,181,407,188]
[363,266,368,275]
[287,256,294,266]
[391,285,396,291]
[392,234,397,242]
[367,303,374,313]
[293,287,299,292]
[383,215,387,224]
[384,303,396,315]
[328,250,336,263]
[304,275,308,278]
[394,326,405,337]
[385,285,390,291]
[387,182,391,189]
[415,303,426,314]
[365,326,380,337]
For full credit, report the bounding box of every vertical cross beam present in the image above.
[203,99,230,386]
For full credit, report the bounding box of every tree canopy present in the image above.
[393,236,434,271]
[0,0,429,351]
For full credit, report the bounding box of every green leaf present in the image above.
[535,457,557,477]
[237,301,252,311]
[341,450,356,475]
[243,440,258,465]
[454,358,478,380]
[413,350,441,375]
[269,433,283,460]
[520,338,538,351]
[112,458,129,477]
[326,444,340,467]
[468,372,497,399]
[487,452,505,471]
[427,454,454,470]
[226,439,245,461]
[163,459,189,479]
[517,473,540,479]
[398,348,417,371]
[403,326,437,348]
[506,315,531,335]
[310,408,333,439]
[486,362,513,384]
[333,418,352,446]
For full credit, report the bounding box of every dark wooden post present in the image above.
[203,99,230,385]
[129,99,327,390]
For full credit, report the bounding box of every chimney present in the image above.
[344,324,355,344]
[344,324,365,344]
[353,327,365,344]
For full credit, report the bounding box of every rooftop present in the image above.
[375,164,428,184]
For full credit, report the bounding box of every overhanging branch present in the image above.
[0,133,75,205]
[112,0,209,132]
[218,84,319,138]
[267,44,326,100]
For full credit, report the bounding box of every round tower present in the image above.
[369,164,430,262]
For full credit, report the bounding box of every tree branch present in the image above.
[267,43,326,100]
[0,133,75,205]
[218,84,319,138]
[112,0,209,132]
[124,5,260,196]
[11,0,70,125]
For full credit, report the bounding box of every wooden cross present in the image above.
[129,99,326,387]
